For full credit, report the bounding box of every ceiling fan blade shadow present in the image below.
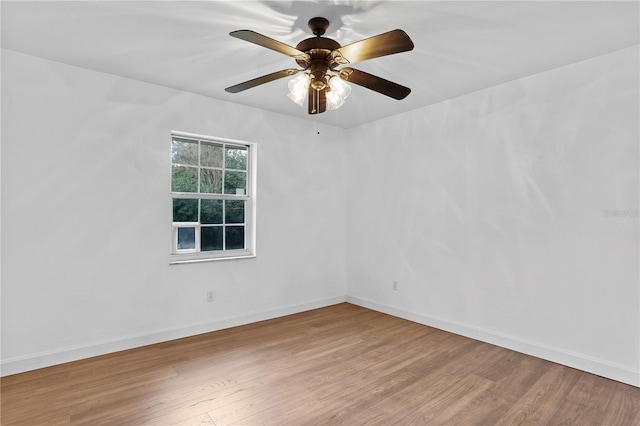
[308,86,326,114]
[225,69,300,93]
[230,30,310,62]
[339,68,411,100]
[331,29,414,64]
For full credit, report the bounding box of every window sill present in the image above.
[169,250,256,265]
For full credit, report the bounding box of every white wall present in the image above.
[346,46,639,386]
[1,49,347,374]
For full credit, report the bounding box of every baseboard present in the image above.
[347,295,640,388]
[0,295,347,377]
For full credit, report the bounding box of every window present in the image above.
[170,131,256,263]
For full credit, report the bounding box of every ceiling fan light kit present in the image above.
[225,17,414,115]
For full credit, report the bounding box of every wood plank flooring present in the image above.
[1,303,639,425]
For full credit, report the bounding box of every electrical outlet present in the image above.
[393,280,399,291]
[207,290,215,302]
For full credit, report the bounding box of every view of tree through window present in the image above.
[170,134,252,257]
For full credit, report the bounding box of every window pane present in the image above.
[225,146,248,170]
[201,169,223,194]
[202,226,223,251]
[201,199,223,224]
[224,171,247,195]
[201,142,223,168]
[225,200,245,224]
[171,165,198,192]
[172,139,198,165]
[225,226,245,250]
[173,199,198,222]
[177,227,196,250]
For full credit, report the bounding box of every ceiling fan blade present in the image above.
[330,29,414,65]
[339,68,411,100]
[225,69,300,93]
[230,30,310,62]
[308,86,326,114]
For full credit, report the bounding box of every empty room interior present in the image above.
[1,1,639,424]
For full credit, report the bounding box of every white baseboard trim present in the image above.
[0,295,346,377]
[347,295,640,388]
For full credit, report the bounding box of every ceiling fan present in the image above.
[225,17,414,114]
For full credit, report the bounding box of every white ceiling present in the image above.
[2,1,638,128]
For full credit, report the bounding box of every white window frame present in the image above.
[170,131,257,264]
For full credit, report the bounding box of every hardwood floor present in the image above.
[1,303,638,425]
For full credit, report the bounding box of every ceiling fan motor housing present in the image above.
[295,37,341,69]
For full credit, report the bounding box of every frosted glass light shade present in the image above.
[328,76,351,100]
[287,73,310,107]
[326,76,351,110]
[326,90,345,110]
